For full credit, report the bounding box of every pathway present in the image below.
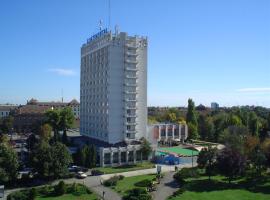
[152,172,179,200]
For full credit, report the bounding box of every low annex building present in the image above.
[148,123,188,143]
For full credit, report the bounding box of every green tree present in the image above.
[186,99,198,126]
[0,143,19,183]
[59,108,75,144]
[51,142,72,178]
[250,145,266,176]
[0,116,14,134]
[39,123,52,141]
[248,112,261,137]
[45,110,60,142]
[197,146,217,180]
[31,141,54,178]
[187,122,199,140]
[140,137,152,159]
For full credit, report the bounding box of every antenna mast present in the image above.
[108,0,111,29]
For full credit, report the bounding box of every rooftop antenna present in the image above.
[108,0,111,30]
[99,19,103,31]
[61,88,64,103]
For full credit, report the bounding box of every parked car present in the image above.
[76,171,87,179]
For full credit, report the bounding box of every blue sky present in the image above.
[0,0,269,107]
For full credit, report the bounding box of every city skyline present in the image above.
[0,0,269,107]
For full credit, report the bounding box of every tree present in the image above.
[39,123,52,141]
[186,99,198,126]
[0,116,14,134]
[248,112,261,137]
[261,138,270,167]
[51,142,72,178]
[31,141,72,178]
[31,141,54,178]
[197,146,217,180]
[198,115,215,141]
[243,136,259,158]
[59,108,75,144]
[250,145,266,176]
[217,147,246,183]
[0,143,19,183]
[140,137,152,159]
[187,122,199,140]
[45,110,61,142]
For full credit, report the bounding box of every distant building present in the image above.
[0,104,18,118]
[148,123,188,143]
[211,102,219,110]
[27,98,80,119]
[13,99,80,133]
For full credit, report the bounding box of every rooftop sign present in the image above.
[87,29,108,43]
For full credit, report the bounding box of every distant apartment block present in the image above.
[211,102,219,110]
[0,104,17,118]
[148,123,188,143]
[27,98,80,119]
[80,29,147,145]
[13,99,80,132]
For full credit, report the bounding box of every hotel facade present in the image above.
[80,29,147,145]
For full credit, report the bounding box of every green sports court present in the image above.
[157,146,199,157]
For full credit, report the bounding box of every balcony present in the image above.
[125,67,138,71]
[124,90,138,94]
[125,44,137,49]
[125,75,138,79]
[124,114,137,118]
[125,122,137,126]
[124,82,137,87]
[125,59,138,64]
[126,51,138,56]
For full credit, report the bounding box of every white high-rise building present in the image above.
[80,29,147,145]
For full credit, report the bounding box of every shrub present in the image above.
[7,190,28,200]
[39,185,52,196]
[123,188,152,200]
[28,188,37,200]
[54,181,66,195]
[134,179,153,187]
[103,175,124,187]
[173,167,199,184]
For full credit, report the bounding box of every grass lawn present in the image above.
[169,174,270,200]
[112,174,156,195]
[95,161,155,174]
[170,189,270,200]
[36,193,98,200]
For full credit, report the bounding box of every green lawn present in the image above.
[170,189,270,200]
[95,161,155,174]
[112,174,156,195]
[36,193,98,200]
[158,147,199,156]
[169,174,270,200]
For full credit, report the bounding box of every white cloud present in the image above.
[236,87,270,92]
[48,68,76,76]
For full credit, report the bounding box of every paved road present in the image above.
[3,164,194,200]
[152,172,179,200]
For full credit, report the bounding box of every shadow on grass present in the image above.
[183,175,270,195]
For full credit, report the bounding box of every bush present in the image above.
[54,181,66,196]
[103,175,124,187]
[123,188,152,200]
[28,188,37,200]
[7,190,28,200]
[173,167,199,184]
[134,179,153,187]
[39,185,52,196]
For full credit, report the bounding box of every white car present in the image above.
[76,171,87,179]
